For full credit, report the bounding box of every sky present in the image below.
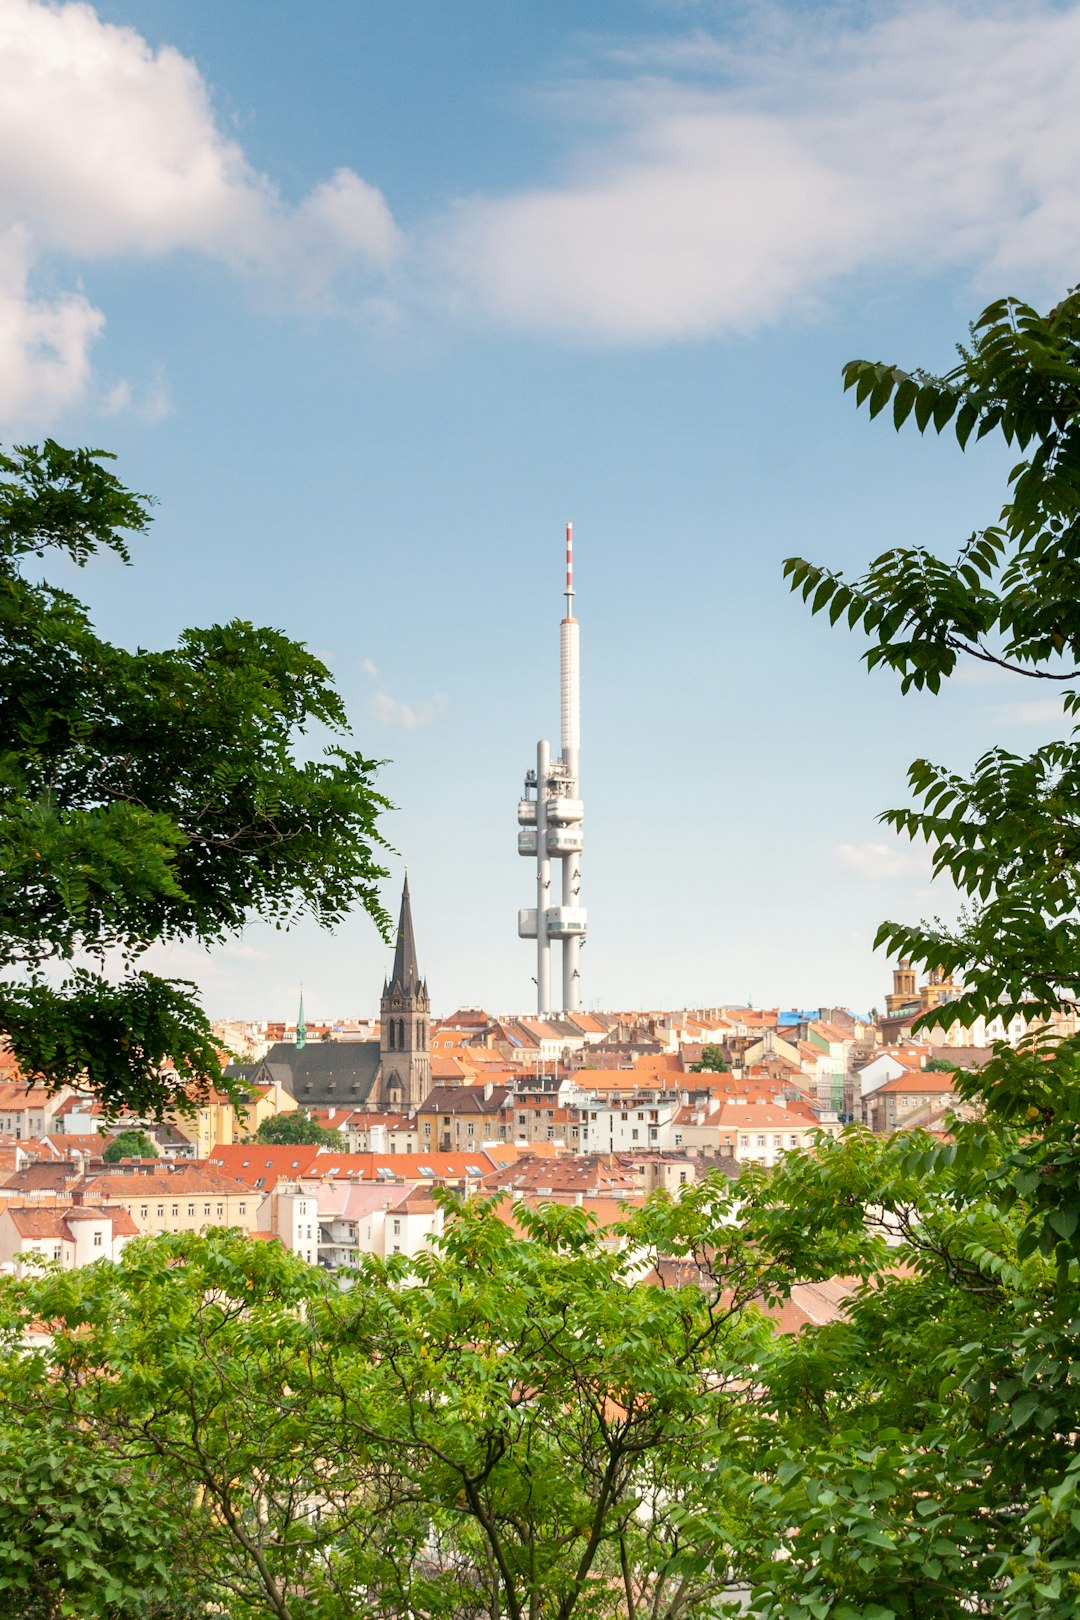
[3,0,1080,1020]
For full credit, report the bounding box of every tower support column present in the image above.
[536,738,552,1016]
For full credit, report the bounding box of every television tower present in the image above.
[517,524,586,1015]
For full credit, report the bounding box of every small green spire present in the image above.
[296,987,306,1049]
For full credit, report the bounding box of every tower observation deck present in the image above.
[516,524,586,1016]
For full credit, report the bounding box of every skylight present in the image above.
[418,1166,435,1178]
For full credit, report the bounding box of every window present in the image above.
[789,1135,798,1147]
[631,1128,639,1141]
[216,1204,223,1217]
[188,1204,195,1216]
[772,1135,781,1147]
[140,1205,148,1219]
[93,1231,103,1248]
[649,1127,658,1139]
[423,1122,431,1135]
[239,1203,246,1215]
[547,1127,555,1140]
[674,1133,683,1147]
[204,1204,211,1215]
[156,1205,164,1217]
[171,1204,179,1217]
[757,1135,766,1147]
[53,1244,62,1259]
[393,1219,401,1235]
[740,1135,749,1148]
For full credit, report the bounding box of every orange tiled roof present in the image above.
[874,1071,956,1096]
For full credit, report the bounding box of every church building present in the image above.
[241,878,432,1113]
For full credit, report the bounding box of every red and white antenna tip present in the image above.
[565,522,574,597]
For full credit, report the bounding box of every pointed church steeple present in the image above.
[295,988,306,1049]
[379,873,431,1111]
[388,873,422,998]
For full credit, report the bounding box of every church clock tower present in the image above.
[379,876,431,1111]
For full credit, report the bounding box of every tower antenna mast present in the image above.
[516,524,586,1015]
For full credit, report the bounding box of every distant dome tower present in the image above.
[379,875,431,1110]
[516,524,586,1015]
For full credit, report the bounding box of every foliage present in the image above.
[0,440,392,1118]
[923,1057,955,1072]
[102,1127,158,1162]
[769,286,1080,1617]
[733,1126,1080,1618]
[0,1192,816,1620]
[6,1130,1080,1618]
[252,1108,345,1148]
[688,1042,730,1072]
[783,289,1080,1027]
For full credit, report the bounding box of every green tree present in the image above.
[103,1127,158,1162]
[765,286,1080,1616]
[3,1187,863,1620]
[923,1057,955,1072]
[0,441,392,1119]
[689,1042,730,1073]
[783,289,1080,1031]
[253,1108,345,1148]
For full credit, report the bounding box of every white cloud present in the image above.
[833,838,926,881]
[437,3,1080,341]
[990,696,1070,725]
[0,0,402,422]
[360,658,378,677]
[0,224,103,422]
[369,689,448,730]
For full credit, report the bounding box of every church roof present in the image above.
[253,1041,382,1106]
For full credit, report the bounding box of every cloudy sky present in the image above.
[3,0,1077,1019]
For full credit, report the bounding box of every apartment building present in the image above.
[0,1202,139,1274]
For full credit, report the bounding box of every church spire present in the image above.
[388,873,421,996]
[295,988,306,1049]
[378,873,430,1111]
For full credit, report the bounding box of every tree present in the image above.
[689,1042,730,1073]
[0,441,392,1118]
[783,290,1080,1031]
[763,286,1080,1616]
[2,1185,874,1620]
[253,1108,345,1148]
[103,1127,158,1162]
[923,1057,955,1072]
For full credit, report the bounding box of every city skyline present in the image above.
[3,0,1079,1017]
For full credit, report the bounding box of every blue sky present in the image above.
[3,0,1078,1019]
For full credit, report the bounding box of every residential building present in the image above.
[0,1082,78,1140]
[85,1165,256,1235]
[864,1071,957,1133]
[257,1182,318,1265]
[0,1203,139,1274]
[416,1084,510,1152]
